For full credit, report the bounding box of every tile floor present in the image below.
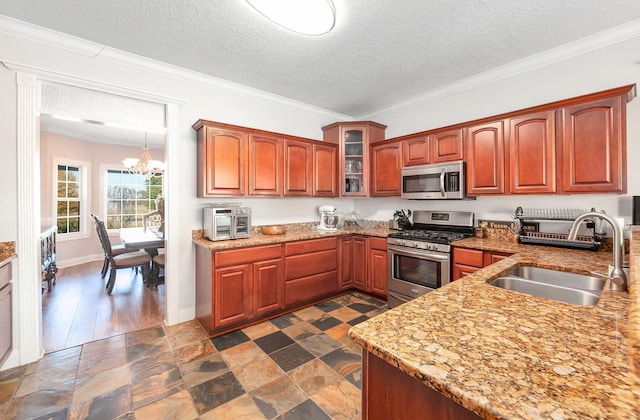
[0,292,387,419]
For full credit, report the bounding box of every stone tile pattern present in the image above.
[192,222,391,250]
[0,292,385,419]
[350,236,640,419]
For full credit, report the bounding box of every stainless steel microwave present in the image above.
[203,206,252,241]
[401,160,466,199]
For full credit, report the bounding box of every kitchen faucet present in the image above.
[567,211,627,292]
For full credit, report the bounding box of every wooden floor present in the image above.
[41,260,165,354]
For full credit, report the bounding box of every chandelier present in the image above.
[122,132,165,178]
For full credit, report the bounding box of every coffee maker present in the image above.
[317,205,339,231]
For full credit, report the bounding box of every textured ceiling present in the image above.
[2,0,640,118]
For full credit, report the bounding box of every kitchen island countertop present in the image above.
[349,231,640,419]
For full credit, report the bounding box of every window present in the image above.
[56,163,84,235]
[106,170,163,229]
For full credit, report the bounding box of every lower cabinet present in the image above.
[362,351,481,420]
[0,261,12,366]
[368,237,388,296]
[196,244,284,336]
[196,238,341,337]
[349,235,388,297]
[195,235,388,337]
[451,247,511,281]
[284,237,339,306]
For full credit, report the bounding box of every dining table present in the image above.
[119,227,166,287]
[119,227,165,258]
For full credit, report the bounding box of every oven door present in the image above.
[388,244,451,289]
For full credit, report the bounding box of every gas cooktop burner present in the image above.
[388,229,468,244]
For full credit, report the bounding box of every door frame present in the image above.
[14,69,182,366]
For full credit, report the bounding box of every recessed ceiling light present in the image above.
[245,0,336,36]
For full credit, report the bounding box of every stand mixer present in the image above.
[317,205,339,231]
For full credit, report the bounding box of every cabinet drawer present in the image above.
[215,245,282,267]
[0,261,11,290]
[285,272,338,306]
[369,237,387,251]
[285,250,338,280]
[285,237,337,256]
[452,247,484,268]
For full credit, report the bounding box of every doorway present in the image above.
[15,72,180,365]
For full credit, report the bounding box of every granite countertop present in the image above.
[192,222,392,251]
[349,232,640,419]
[0,242,16,267]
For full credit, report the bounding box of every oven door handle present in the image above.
[388,245,450,261]
[439,167,446,197]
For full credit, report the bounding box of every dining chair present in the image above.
[92,214,152,294]
[150,253,165,288]
[142,210,163,233]
[90,213,139,279]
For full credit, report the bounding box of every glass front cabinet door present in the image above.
[322,121,387,197]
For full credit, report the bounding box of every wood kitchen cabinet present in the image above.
[451,247,512,281]
[283,139,313,196]
[0,261,12,366]
[322,121,387,197]
[401,129,464,167]
[312,143,338,197]
[402,135,430,166]
[509,110,557,194]
[248,134,282,196]
[194,119,338,198]
[368,237,388,296]
[559,95,627,193]
[465,121,506,195]
[214,264,252,328]
[338,236,353,290]
[362,351,481,420]
[284,237,339,306]
[352,236,368,289]
[370,140,402,197]
[195,123,247,197]
[348,235,387,297]
[195,244,284,336]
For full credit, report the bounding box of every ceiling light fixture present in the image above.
[245,0,336,35]
[122,132,165,179]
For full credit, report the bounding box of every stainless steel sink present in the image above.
[488,266,605,306]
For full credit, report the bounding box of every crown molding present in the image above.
[0,15,350,121]
[359,18,640,119]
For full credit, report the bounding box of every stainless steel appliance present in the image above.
[387,210,474,308]
[401,160,466,200]
[203,206,252,241]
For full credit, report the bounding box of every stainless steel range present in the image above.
[387,210,474,308]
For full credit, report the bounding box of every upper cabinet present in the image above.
[465,84,635,196]
[508,110,556,194]
[465,121,506,195]
[248,134,282,196]
[283,139,312,196]
[194,120,337,198]
[322,121,387,197]
[195,124,247,196]
[371,140,403,197]
[559,96,626,193]
[312,143,338,197]
[402,129,463,166]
